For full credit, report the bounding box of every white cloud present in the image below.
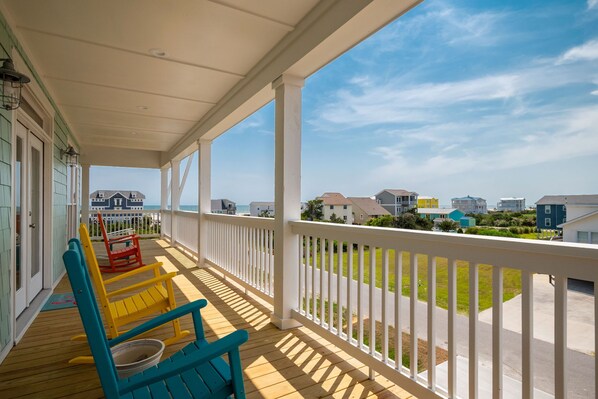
[368,105,598,186]
[589,0,598,10]
[558,39,598,64]
[364,2,506,53]
[313,57,593,130]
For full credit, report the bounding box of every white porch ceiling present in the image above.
[0,0,420,168]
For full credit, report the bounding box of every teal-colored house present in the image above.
[460,216,476,228]
[418,208,465,222]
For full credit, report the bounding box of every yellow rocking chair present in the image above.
[70,224,190,364]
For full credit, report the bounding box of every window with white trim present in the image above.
[545,205,551,214]
[577,231,598,244]
[545,218,551,227]
[577,231,589,243]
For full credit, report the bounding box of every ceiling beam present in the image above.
[80,145,163,168]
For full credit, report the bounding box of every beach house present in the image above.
[551,195,598,242]
[497,197,526,212]
[348,196,390,225]
[318,192,353,224]
[451,195,488,214]
[0,2,596,398]
[375,188,418,216]
[417,195,439,209]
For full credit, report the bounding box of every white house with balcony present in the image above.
[0,1,596,398]
[497,197,525,212]
[452,195,488,214]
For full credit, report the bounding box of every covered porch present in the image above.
[0,1,597,398]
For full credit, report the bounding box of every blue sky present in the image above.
[92,0,598,207]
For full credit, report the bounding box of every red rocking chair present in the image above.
[97,212,144,273]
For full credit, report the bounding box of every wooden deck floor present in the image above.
[0,239,414,398]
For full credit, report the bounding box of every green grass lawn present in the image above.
[307,246,521,315]
[517,233,539,239]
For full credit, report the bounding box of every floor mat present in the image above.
[41,292,77,311]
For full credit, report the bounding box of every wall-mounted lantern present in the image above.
[60,145,80,166]
[0,58,31,110]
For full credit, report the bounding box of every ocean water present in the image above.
[145,204,250,215]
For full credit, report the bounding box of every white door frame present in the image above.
[27,132,44,303]
[9,68,55,344]
[14,124,45,315]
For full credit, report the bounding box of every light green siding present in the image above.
[0,113,11,352]
[52,119,68,282]
[0,25,14,356]
[0,10,77,356]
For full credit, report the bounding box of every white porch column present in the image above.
[81,163,90,229]
[271,74,303,330]
[160,166,168,239]
[170,160,181,245]
[197,139,211,267]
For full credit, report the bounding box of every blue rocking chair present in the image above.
[63,239,249,398]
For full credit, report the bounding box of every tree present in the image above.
[365,215,395,227]
[301,198,324,221]
[328,213,345,224]
[258,210,273,218]
[438,219,458,232]
[397,209,433,231]
[395,212,418,229]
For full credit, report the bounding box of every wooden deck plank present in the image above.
[0,239,414,398]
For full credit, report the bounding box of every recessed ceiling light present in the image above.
[136,105,149,110]
[149,48,167,57]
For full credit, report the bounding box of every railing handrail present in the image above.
[290,220,598,281]
[173,209,199,217]
[205,213,275,229]
[95,209,157,215]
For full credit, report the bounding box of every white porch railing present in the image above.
[88,210,161,239]
[162,211,171,238]
[159,211,598,399]
[205,213,275,303]
[290,220,598,399]
[174,210,199,254]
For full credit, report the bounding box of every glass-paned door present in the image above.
[15,121,44,316]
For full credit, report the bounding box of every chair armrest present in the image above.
[107,228,135,238]
[109,300,208,347]
[108,234,139,244]
[119,329,249,393]
[103,262,164,285]
[105,273,176,298]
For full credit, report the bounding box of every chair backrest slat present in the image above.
[63,240,120,398]
[97,212,111,250]
[78,224,110,304]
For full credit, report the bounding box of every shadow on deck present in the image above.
[0,239,414,398]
